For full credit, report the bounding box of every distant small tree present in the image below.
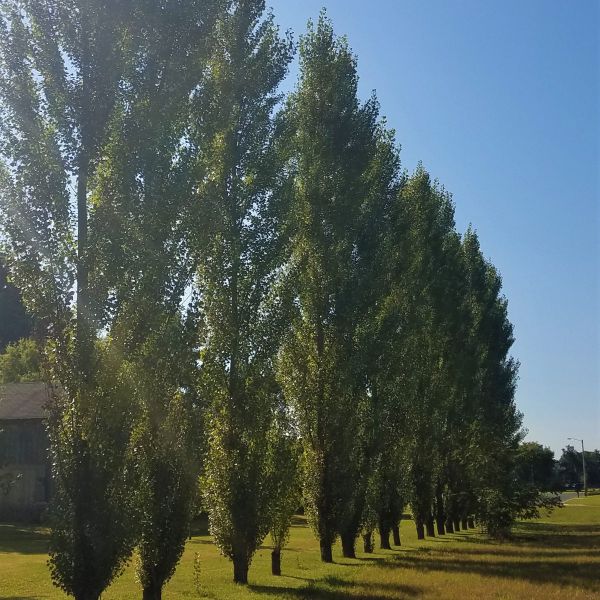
[585,450,600,489]
[267,409,301,576]
[558,445,582,488]
[0,338,41,383]
[0,256,31,352]
[515,442,557,491]
[360,473,378,553]
[129,346,200,600]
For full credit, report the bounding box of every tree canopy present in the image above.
[0,4,533,596]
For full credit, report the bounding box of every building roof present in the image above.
[0,382,49,420]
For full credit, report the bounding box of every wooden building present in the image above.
[0,382,51,521]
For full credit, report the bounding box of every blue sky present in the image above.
[269,0,600,456]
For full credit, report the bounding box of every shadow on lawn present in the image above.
[250,579,423,600]
[442,522,600,553]
[0,523,49,554]
[379,549,600,592]
[436,545,600,560]
[513,521,600,549]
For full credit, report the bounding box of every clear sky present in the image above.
[269,0,600,456]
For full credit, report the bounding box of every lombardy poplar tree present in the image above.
[87,3,222,595]
[0,4,137,598]
[0,2,221,598]
[461,229,522,537]
[391,166,461,540]
[277,13,386,562]
[188,0,293,584]
[340,124,401,558]
[125,318,200,600]
[353,135,404,552]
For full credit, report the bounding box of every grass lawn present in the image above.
[1,495,599,599]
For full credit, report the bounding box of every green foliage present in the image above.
[0,1,222,598]
[0,2,139,593]
[0,256,31,351]
[268,411,301,555]
[46,343,138,600]
[0,2,529,590]
[277,12,396,562]
[558,445,600,488]
[0,338,41,383]
[188,0,294,584]
[515,442,557,491]
[82,2,224,596]
[131,382,199,598]
[460,228,523,536]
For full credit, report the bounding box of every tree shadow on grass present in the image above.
[322,576,422,596]
[512,522,600,549]
[250,580,423,600]
[378,552,600,592]
[335,556,388,565]
[0,523,49,554]
[445,522,600,551]
[187,537,215,546]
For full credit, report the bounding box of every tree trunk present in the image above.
[425,517,435,537]
[341,531,356,558]
[434,485,445,537]
[76,146,92,379]
[142,581,162,600]
[392,524,401,546]
[362,531,374,553]
[453,518,461,532]
[445,519,454,534]
[320,539,333,563]
[436,517,446,536]
[271,549,281,576]
[416,521,425,540]
[468,517,475,529]
[379,526,391,549]
[233,555,248,584]
[461,518,468,530]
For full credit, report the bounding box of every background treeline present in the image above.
[515,442,600,491]
[0,1,553,599]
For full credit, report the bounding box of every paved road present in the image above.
[559,491,579,503]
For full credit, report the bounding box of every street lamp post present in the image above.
[568,437,587,497]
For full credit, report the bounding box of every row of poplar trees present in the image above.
[0,2,522,599]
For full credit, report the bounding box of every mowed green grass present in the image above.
[1,495,599,599]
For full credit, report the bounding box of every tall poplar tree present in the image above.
[340,123,401,557]
[0,2,221,598]
[390,166,461,540]
[461,228,522,537]
[187,0,293,584]
[277,13,386,562]
[87,4,222,596]
[0,5,137,597]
